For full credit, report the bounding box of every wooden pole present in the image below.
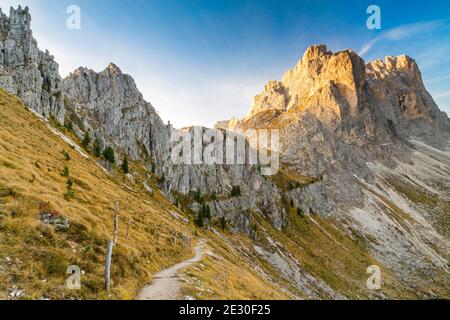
[105,240,113,291]
[113,202,119,245]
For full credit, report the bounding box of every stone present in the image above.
[0,6,64,123]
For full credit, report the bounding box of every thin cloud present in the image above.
[434,90,450,99]
[359,19,447,56]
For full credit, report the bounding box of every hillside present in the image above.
[0,88,197,299]
[0,6,449,300]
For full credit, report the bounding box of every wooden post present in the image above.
[113,202,119,245]
[105,240,113,291]
[125,218,131,240]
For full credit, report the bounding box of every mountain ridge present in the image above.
[1,6,449,300]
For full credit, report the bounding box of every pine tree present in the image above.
[82,131,91,148]
[121,156,130,174]
[103,146,115,164]
[93,139,101,157]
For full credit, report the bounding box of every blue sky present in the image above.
[2,0,450,128]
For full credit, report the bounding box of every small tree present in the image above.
[93,139,102,157]
[231,186,241,197]
[220,217,227,230]
[64,178,75,200]
[82,131,91,148]
[121,156,130,174]
[193,189,203,203]
[63,150,70,161]
[61,165,69,177]
[195,203,211,228]
[103,146,115,164]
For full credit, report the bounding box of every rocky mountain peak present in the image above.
[0,5,63,123]
[63,62,169,170]
[106,62,122,73]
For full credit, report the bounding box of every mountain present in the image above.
[0,6,449,300]
[63,64,169,174]
[0,6,63,123]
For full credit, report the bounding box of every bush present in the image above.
[121,156,130,174]
[61,165,69,177]
[64,178,75,200]
[193,189,203,203]
[287,181,300,191]
[63,150,70,161]
[66,178,73,190]
[219,217,227,230]
[93,139,102,157]
[157,174,166,185]
[230,186,241,197]
[103,146,115,164]
[82,131,91,148]
[195,203,211,228]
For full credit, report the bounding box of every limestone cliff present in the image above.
[62,63,170,172]
[0,6,63,123]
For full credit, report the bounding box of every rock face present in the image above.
[216,45,450,214]
[0,6,63,123]
[2,8,449,298]
[62,64,170,171]
[216,45,450,295]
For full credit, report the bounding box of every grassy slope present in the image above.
[0,89,197,299]
[0,89,288,300]
[0,88,425,300]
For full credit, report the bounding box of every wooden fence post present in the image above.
[105,240,113,291]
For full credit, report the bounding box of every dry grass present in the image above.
[0,89,194,299]
[181,232,291,300]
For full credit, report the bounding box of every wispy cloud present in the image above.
[434,90,450,99]
[359,19,447,56]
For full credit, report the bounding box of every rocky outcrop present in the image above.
[216,45,450,215]
[62,64,170,171]
[0,6,63,123]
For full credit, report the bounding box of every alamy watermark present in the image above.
[366,265,382,290]
[66,5,81,30]
[66,265,81,290]
[170,127,279,176]
[366,5,381,30]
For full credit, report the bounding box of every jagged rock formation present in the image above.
[1,7,448,299]
[0,6,63,123]
[216,45,450,295]
[216,45,450,214]
[62,64,169,171]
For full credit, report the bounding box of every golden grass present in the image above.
[0,89,194,299]
[181,232,291,300]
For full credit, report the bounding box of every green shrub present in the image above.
[82,131,91,148]
[3,161,16,169]
[64,178,75,200]
[93,139,101,157]
[103,146,115,164]
[157,174,166,185]
[193,189,203,203]
[121,156,130,174]
[61,165,69,177]
[287,181,301,191]
[195,203,211,228]
[62,150,70,161]
[220,217,227,230]
[230,186,241,197]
